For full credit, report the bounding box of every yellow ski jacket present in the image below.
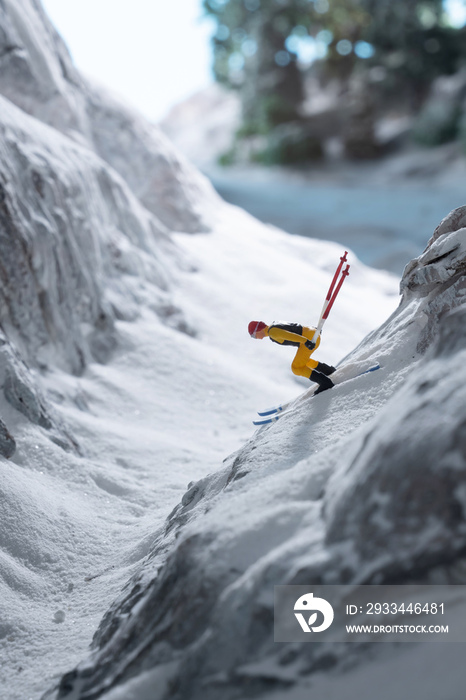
[266,323,321,349]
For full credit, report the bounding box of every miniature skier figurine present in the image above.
[248,321,336,394]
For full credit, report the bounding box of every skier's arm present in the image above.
[302,327,321,350]
[268,327,309,345]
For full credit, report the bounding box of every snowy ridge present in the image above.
[51,212,466,700]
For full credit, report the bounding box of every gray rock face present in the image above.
[0,329,80,453]
[4,360,52,429]
[0,0,88,137]
[426,202,466,246]
[0,416,16,458]
[84,83,218,233]
[0,94,172,374]
[0,0,221,450]
[0,0,219,234]
[0,0,189,374]
[400,208,466,353]
[325,304,466,581]
[322,211,466,581]
[50,216,466,700]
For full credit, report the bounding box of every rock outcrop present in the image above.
[0,0,223,454]
[0,0,219,233]
[0,93,173,374]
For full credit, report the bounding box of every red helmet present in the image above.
[248,321,267,337]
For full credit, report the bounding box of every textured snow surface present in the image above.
[0,199,398,700]
[0,2,464,700]
[50,212,466,700]
[0,3,400,699]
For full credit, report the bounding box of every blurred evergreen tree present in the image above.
[203,0,369,133]
[361,0,462,107]
[203,0,466,150]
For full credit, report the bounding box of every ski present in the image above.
[253,408,297,426]
[257,402,292,417]
[254,362,381,425]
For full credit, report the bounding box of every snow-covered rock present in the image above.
[326,305,466,579]
[159,83,242,169]
[49,212,466,700]
[0,0,220,459]
[325,208,466,579]
[85,83,216,233]
[0,0,219,233]
[0,415,16,458]
[0,94,174,375]
[0,0,88,136]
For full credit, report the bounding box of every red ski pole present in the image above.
[316,251,348,330]
[314,255,350,342]
[322,264,350,321]
[324,251,348,305]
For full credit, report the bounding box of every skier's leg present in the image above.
[306,357,319,371]
[301,328,334,375]
[306,359,336,376]
[291,345,313,379]
[310,369,334,394]
[318,362,336,376]
[293,345,336,383]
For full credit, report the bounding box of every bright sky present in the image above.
[445,0,466,25]
[41,0,215,122]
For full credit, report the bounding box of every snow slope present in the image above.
[0,185,397,700]
[0,2,400,700]
[50,209,466,700]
